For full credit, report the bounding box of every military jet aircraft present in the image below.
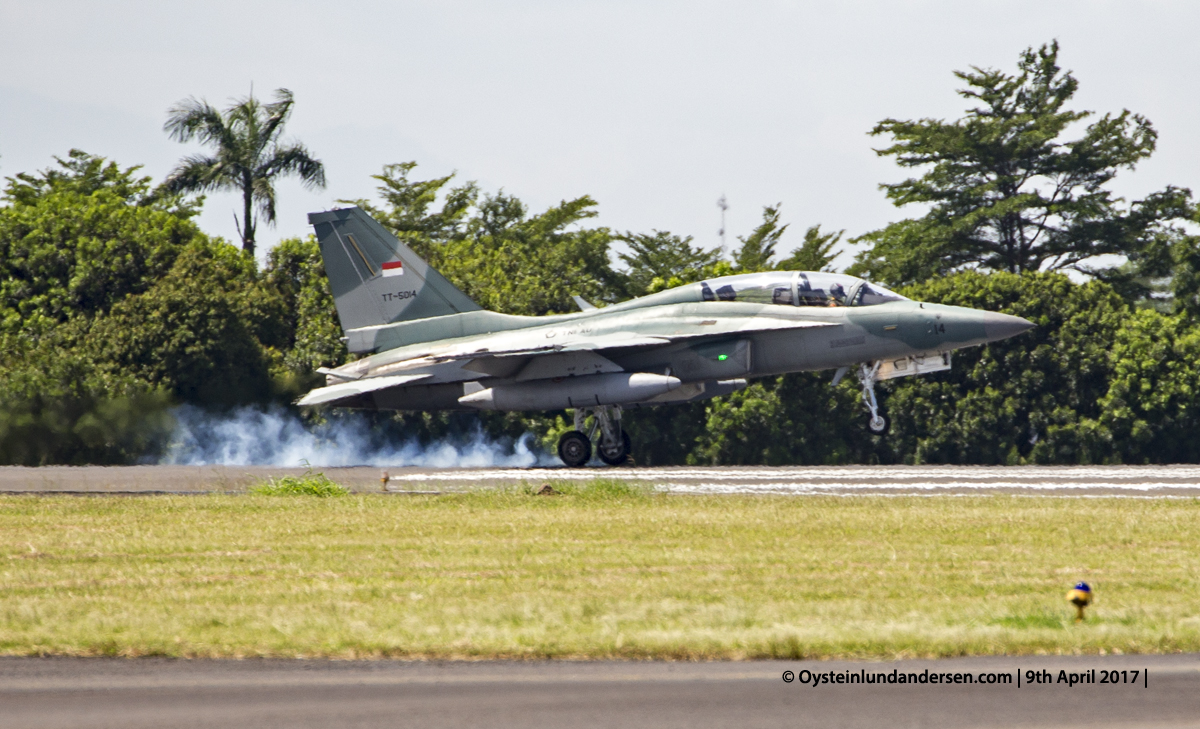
[299,207,1034,466]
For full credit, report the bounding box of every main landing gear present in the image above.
[856,361,889,435]
[557,405,632,467]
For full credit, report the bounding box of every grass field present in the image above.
[3,481,1199,659]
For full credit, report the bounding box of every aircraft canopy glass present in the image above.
[699,272,907,307]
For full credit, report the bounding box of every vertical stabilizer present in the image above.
[308,207,480,332]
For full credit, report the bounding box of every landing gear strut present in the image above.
[857,362,889,435]
[557,405,631,467]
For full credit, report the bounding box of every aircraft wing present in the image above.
[657,317,838,341]
[296,374,431,407]
[432,318,838,361]
[446,318,840,381]
[441,333,675,360]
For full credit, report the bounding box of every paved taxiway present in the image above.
[4,464,1200,496]
[2,655,1198,729]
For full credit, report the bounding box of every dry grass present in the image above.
[2,485,1199,659]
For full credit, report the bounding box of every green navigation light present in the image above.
[718,354,728,361]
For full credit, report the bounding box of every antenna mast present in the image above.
[717,194,728,249]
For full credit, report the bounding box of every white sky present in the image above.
[2,1,1198,269]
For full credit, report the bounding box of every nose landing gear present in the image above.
[557,405,631,467]
[857,361,889,435]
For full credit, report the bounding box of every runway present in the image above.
[4,464,1200,496]
[2,655,1198,729]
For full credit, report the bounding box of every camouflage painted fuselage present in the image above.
[321,281,1020,411]
[299,207,1031,413]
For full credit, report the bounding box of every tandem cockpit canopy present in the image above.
[699,272,907,308]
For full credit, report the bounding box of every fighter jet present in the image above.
[299,207,1033,466]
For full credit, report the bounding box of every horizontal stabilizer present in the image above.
[296,374,431,407]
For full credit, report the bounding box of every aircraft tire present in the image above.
[558,430,592,467]
[598,431,632,466]
[868,414,889,435]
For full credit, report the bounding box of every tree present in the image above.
[885,272,1128,464]
[733,204,787,272]
[81,240,278,409]
[355,162,621,315]
[691,374,868,466]
[1095,310,1200,463]
[850,41,1193,287]
[0,337,173,466]
[616,230,723,297]
[354,162,478,252]
[458,192,620,315]
[0,151,277,464]
[0,150,205,335]
[777,224,844,272]
[161,88,326,257]
[264,236,347,377]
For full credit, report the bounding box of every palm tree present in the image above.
[162,88,326,258]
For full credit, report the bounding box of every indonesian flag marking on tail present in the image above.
[381,260,404,277]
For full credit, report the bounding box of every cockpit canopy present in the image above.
[699,272,906,307]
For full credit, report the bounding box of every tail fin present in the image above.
[307,207,480,332]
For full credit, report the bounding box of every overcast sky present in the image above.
[2,1,1197,268]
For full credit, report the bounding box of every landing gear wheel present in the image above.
[598,431,632,466]
[857,361,890,438]
[868,414,889,435]
[558,430,592,467]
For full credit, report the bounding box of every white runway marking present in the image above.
[384,466,1200,495]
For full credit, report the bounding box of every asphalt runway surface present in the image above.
[4,464,1200,496]
[2,655,1198,729]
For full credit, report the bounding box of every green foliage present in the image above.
[263,236,347,376]
[251,469,348,496]
[352,162,478,249]
[455,193,620,315]
[4,149,198,216]
[733,204,787,272]
[355,162,620,316]
[0,149,338,465]
[161,88,325,256]
[1132,224,1200,317]
[1097,310,1200,463]
[623,401,715,466]
[885,272,1128,464]
[0,150,247,464]
[691,374,869,466]
[777,225,844,272]
[0,334,175,465]
[79,241,277,409]
[616,230,722,297]
[851,41,1193,287]
[0,151,206,335]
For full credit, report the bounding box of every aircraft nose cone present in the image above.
[982,312,1034,342]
